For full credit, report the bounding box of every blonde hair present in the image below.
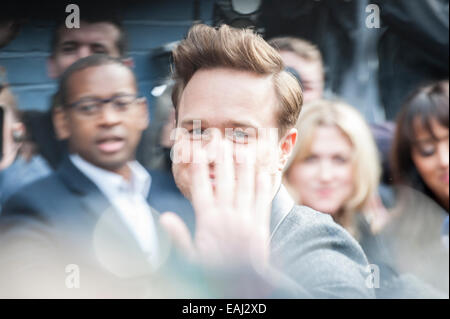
[284,99,381,233]
[171,24,303,135]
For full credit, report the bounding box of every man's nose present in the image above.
[203,131,223,164]
[202,130,229,163]
[77,46,91,59]
[98,105,122,126]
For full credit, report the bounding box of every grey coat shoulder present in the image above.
[270,205,374,298]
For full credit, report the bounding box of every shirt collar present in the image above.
[69,154,151,199]
[270,184,295,240]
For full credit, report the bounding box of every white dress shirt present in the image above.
[70,154,159,266]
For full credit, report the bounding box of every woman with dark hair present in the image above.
[392,80,449,212]
[382,80,449,297]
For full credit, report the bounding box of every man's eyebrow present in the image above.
[223,120,259,129]
[60,40,108,47]
[90,42,108,48]
[180,119,210,127]
[67,95,98,104]
[60,40,78,46]
[179,119,260,129]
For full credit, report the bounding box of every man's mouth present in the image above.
[96,136,126,154]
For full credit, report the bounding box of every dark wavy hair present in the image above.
[391,80,449,200]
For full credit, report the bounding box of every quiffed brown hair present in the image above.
[171,24,303,134]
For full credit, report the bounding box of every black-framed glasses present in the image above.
[67,94,143,117]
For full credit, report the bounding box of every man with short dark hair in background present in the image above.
[24,13,128,170]
[9,10,194,221]
[268,36,325,104]
[0,55,167,297]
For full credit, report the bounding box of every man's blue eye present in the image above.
[191,128,203,135]
[234,131,248,138]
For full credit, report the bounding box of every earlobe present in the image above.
[279,128,298,171]
[47,57,58,79]
[122,57,134,69]
[53,107,71,140]
[138,98,150,129]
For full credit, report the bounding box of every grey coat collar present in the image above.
[270,185,295,241]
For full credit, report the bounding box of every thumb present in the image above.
[160,212,196,261]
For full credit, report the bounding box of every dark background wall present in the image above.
[0,0,215,118]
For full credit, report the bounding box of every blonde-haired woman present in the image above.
[283,99,388,237]
[283,99,448,297]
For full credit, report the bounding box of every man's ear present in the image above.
[137,97,150,130]
[47,57,59,79]
[278,128,298,172]
[53,106,71,140]
[121,57,134,69]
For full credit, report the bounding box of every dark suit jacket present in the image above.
[0,157,173,297]
[0,158,374,298]
[147,169,195,232]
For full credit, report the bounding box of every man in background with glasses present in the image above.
[0,55,169,297]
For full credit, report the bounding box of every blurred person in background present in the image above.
[23,12,129,171]
[283,98,449,297]
[0,55,165,297]
[283,99,391,238]
[268,37,325,104]
[7,8,192,223]
[0,81,51,211]
[269,36,396,185]
[383,81,449,297]
[392,80,449,213]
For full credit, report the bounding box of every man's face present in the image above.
[48,22,121,78]
[173,68,295,200]
[279,50,324,104]
[54,64,148,173]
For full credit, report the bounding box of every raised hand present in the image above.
[160,139,273,283]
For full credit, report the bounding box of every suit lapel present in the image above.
[57,157,172,271]
[269,185,295,242]
[146,186,173,265]
[57,157,112,220]
[56,157,145,258]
